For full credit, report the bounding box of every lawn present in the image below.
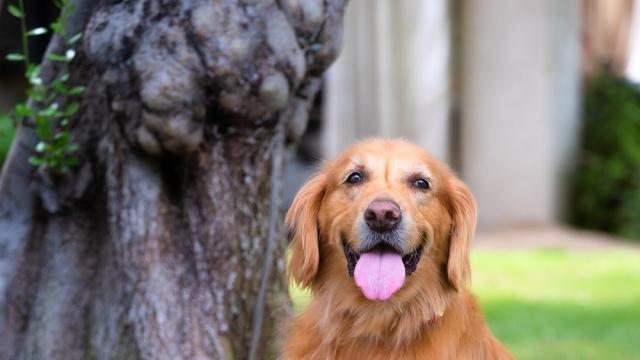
[290,249,640,360]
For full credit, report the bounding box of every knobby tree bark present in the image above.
[0,0,347,358]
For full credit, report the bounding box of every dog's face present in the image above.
[286,139,476,305]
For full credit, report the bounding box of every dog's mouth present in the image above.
[343,239,424,301]
[343,242,423,277]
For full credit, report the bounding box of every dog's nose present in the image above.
[364,199,401,232]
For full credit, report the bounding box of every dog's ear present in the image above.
[446,177,477,291]
[285,172,326,288]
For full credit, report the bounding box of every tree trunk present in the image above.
[0,0,347,358]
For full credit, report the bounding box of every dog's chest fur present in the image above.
[282,292,512,360]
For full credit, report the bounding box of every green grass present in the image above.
[290,249,640,359]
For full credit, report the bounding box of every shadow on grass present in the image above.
[482,298,640,360]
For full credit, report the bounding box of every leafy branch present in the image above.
[4,0,84,173]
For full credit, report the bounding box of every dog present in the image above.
[281,139,512,359]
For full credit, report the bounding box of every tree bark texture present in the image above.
[0,0,347,358]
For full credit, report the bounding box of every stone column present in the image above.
[460,0,581,228]
[323,0,451,161]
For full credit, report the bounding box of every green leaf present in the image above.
[15,103,32,117]
[28,87,45,101]
[50,22,63,35]
[66,143,79,153]
[7,4,23,18]
[38,109,62,119]
[68,86,85,95]
[6,53,25,61]
[35,141,48,153]
[27,27,48,36]
[63,156,78,168]
[66,3,76,15]
[65,49,76,61]
[28,76,42,86]
[67,33,82,45]
[53,132,70,147]
[64,102,79,116]
[48,157,60,168]
[28,156,46,166]
[26,65,42,85]
[52,80,68,94]
[26,64,40,77]
[47,53,67,62]
[35,117,51,139]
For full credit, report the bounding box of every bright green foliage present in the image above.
[291,249,640,359]
[2,0,83,173]
[0,114,16,166]
[571,72,640,240]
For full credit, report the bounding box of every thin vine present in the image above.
[3,0,84,173]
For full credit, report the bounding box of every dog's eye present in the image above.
[346,171,364,185]
[412,178,431,190]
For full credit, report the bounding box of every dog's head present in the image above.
[286,139,476,304]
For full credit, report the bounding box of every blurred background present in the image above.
[1,0,639,359]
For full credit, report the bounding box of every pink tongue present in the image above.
[354,250,405,301]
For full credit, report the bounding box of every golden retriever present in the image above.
[282,139,512,359]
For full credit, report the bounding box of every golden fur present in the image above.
[282,139,512,360]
